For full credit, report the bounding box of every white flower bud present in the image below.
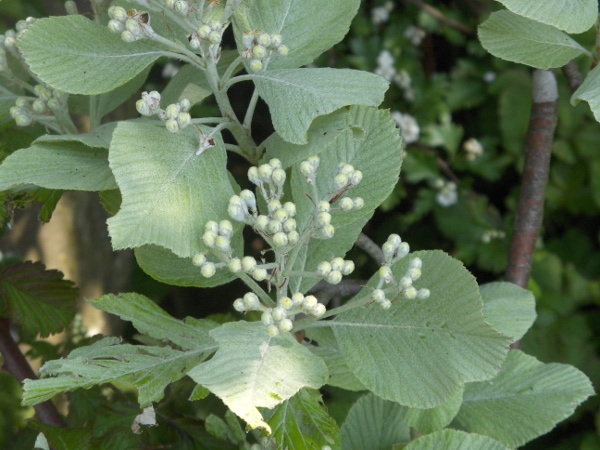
[278,318,293,332]
[283,218,296,233]
[165,103,181,119]
[307,155,320,167]
[387,234,402,247]
[353,197,364,210]
[381,299,392,310]
[274,208,288,222]
[108,19,125,34]
[287,231,300,245]
[268,199,282,213]
[303,295,317,310]
[335,173,349,188]
[268,159,282,169]
[228,204,246,222]
[219,220,233,238]
[404,286,417,299]
[248,166,261,185]
[327,270,342,285]
[242,30,254,48]
[249,59,263,72]
[258,164,273,181]
[125,18,141,36]
[300,161,314,177]
[209,20,221,30]
[233,298,245,312]
[349,170,363,185]
[201,263,216,277]
[229,258,242,273]
[180,99,191,112]
[257,32,271,46]
[330,257,344,271]
[338,163,354,175]
[32,99,46,114]
[198,24,211,38]
[408,267,421,280]
[252,267,267,281]
[273,232,288,247]
[262,311,274,325]
[205,220,219,233]
[268,220,282,234]
[379,266,393,283]
[372,289,386,303]
[279,297,293,310]
[317,201,330,212]
[267,324,279,336]
[400,276,412,288]
[241,256,257,272]
[312,303,326,317]
[316,261,332,277]
[316,212,331,227]
[417,288,431,299]
[177,112,191,128]
[396,242,410,259]
[409,257,422,269]
[14,114,32,127]
[320,224,335,239]
[342,260,355,275]
[277,44,289,56]
[255,215,269,230]
[292,293,304,306]
[109,6,128,21]
[270,33,282,47]
[339,197,354,211]
[240,190,257,211]
[272,168,286,186]
[215,235,230,252]
[243,292,260,309]
[136,99,151,116]
[208,30,221,44]
[382,242,395,259]
[272,306,286,321]
[283,202,296,216]
[192,253,206,267]
[252,44,267,58]
[166,119,180,134]
[203,230,217,248]
[174,0,189,15]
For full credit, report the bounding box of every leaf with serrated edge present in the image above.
[107,122,235,257]
[480,282,537,342]
[496,0,596,34]
[572,64,600,124]
[0,262,77,337]
[187,321,328,433]
[18,16,163,95]
[252,69,388,144]
[404,429,510,450]
[478,11,587,70]
[264,389,341,450]
[22,337,208,407]
[88,293,218,351]
[403,388,463,434]
[329,250,510,408]
[233,0,359,71]
[456,350,594,448]
[341,393,410,450]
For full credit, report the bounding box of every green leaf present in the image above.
[266,106,402,293]
[495,0,597,34]
[340,393,410,450]
[404,429,511,450]
[106,122,235,257]
[571,64,600,124]
[87,293,218,351]
[28,422,91,450]
[330,250,510,408]
[187,321,328,433]
[456,350,595,448]
[0,141,116,192]
[403,388,464,434]
[18,16,162,95]
[22,337,207,407]
[233,0,360,70]
[0,262,77,337]
[478,11,588,69]
[264,389,341,450]
[480,282,537,342]
[95,65,153,119]
[252,69,388,144]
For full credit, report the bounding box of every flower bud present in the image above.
[408,267,421,280]
[417,288,431,299]
[109,6,127,21]
[396,242,410,259]
[180,98,191,112]
[166,119,180,134]
[277,45,289,56]
[353,197,364,210]
[248,166,261,185]
[243,292,260,309]
[233,298,246,312]
[300,161,314,177]
[215,235,230,252]
[291,293,304,306]
[409,258,422,269]
[192,253,206,267]
[273,232,288,247]
[207,220,220,234]
[136,99,151,116]
[242,30,254,48]
[379,266,393,283]
[320,224,335,239]
[400,276,412,288]
[252,267,267,281]
[252,45,267,58]
[335,173,349,188]
[287,231,299,245]
[316,212,331,227]
[330,257,344,271]
[249,59,263,72]
[283,202,296,216]
[342,260,355,275]
[125,18,141,36]
[339,197,354,211]
[312,303,326,317]
[177,112,191,128]
[174,0,189,15]
[255,215,269,230]
[350,170,363,185]
[262,311,274,325]
[338,163,354,175]
[279,297,293,310]
[303,295,317,310]
[203,230,217,248]
[228,204,246,222]
[317,261,332,277]
[257,32,271,46]
[372,289,386,303]
[108,19,125,34]
[165,103,181,120]
[241,256,257,272]
[404,286,417,299]
[267,324,279,336]
[327,270,342,285]
[201,262,216,277]
[240,190,257,211]
[258,163,273,181]
[268,220,282,234]
[381,299,392,310]
[219,220,233,238]
[278,319,293,332]
[270,33,282,47]
[208,31,221,44]
[317,201,330,212]
[283,218,296,233]
[272,168,286,186]
[32,99,46,114]
[229,258,242,273]
[274,208,288,222]
[268,199,282,213]
[272,306,286,321]
[198,24,211,38]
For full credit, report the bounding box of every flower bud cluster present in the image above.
[108,7,154,43]
[235,292,326,337]
[0,18,35,71]
[300,155,320,184]
[9,84,66,127]
[165,0,191,17]
[381,234,410,265]
[241,30,289,72]
[190,19,225,50]
[329,162,364,212]
[481,229,506,244]
[374,256,430,308]
[316,257,355,285]
[136,91,192,134]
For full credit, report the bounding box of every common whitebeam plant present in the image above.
[0,0,595,448]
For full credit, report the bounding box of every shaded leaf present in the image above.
[404,429,510,450]
[572,64,600,124]
[28,422,91,450]
[403,388,463,434]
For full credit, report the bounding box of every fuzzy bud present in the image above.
[316,261,332,277]
[278,319,293,332]
[339,197,354,211]
[342,261,355,275]
[255,215,269,230]
[192,253,206,267]
[326,270,342,285]
[252,267,267,281]
[372,289,386,303]
[243,292,260,309]
[229,258,242,273]
[379,266,393,283]
[353,197,364,210]
[279,297,293,310]
[417,288,431,299]
[303,295,318,310]
[215,235,230,252]
[312,303,326,317]
[201,263,216,278]
[273,232,288,247]
[241,256,257,272]
[287,231,300,245]
[404,286,417,299]
[283,202,296,216]
[203,230,217,248]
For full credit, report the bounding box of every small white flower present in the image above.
[435,181,458,207]
[371,6,390,25]
[483,71,497,83]
[375,50,396,82]
[463,138,484,161]
[404,26,426,46]
[391,111,420,144]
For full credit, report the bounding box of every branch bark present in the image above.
[402,0,475,35]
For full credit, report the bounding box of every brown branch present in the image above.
[562,60,584,93]
[505,70,558,348]
[309,279,366,306]
[402,0,475,36]
[0,318,66,428]
[356,233,386,266]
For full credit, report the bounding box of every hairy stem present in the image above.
[0,318,66,428]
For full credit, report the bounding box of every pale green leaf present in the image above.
[340,393,410,450]
[18,16,163,95]
[571,64,600,123]
[496,0,596,34]
[34,122,116,148]
[478,11,588,69]
[187,321,328,433]
[404,429,510,450]
[264,389,341,450]
[305,327,365,391]
[403,388,463,434]
[265,106,402,293]
[456,350,595,447]
[88,293,218,351]
[252,69,388,144]
[233,0,360,70]
[107,122,235,257]
[480,282,537,342]
[23,337,206,407]
[0,141,116,192]
[330,250,510,408]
